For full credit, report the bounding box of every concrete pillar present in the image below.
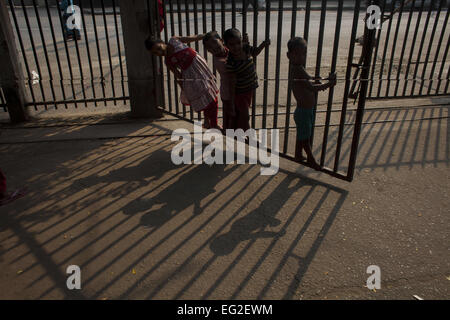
[119,0,163,118]
[0,0,29,123]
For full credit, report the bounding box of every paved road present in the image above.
[0,98,449,299]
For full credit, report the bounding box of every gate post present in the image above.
[0,0,29,123]
[347,0,379,180]
[119,0,163,118]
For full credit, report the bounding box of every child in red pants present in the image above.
[223,28,270,130]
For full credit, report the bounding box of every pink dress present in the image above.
[165,37,218,112]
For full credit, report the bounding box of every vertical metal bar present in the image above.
[232,0,236,28]
[210,0,216,32]
[419,0,444,95]
[201,0,207,59]
[369,0,388,97]
[79,1,97,107]
[78,0,97,107]
[272,0,284,130]
[333,0,361,173]
[402,0,426,96]
[221,0,225,35]
[177,0,187,117]
[112,0,126,105]
[283,0,298,154]
[100,0,115,105]
[261,0,271,128]
[185,0,191,42]
[146,0,157,111]
[444,64,450,93]
[32,0,57,108]
[242,0,247,35]
[315,0,328,82]
[347,1,378,181]
[435,34,450,94]
[169,0,180,115]
[154,0,166,109]
[444,67,450,93]
[176,0,183,36]
[320,0,343,167]
[183,0,193,120]
[147,0,157,109]
[210,0,216,76]
[43,0,67,108]
[20,0,47,106]
[7,0,37,107]
[393,0,415,97]
[163,0,180,114]
[376,0,397,97]
[304,0,311,42]
[385,0,405,97]
[310,0,327,146]
[193,0,200,53]
[161,0,173,112]
[410,0,435,96]
[1,88,6,112]
[69,2,87,107]
[200,0,207,122]
[90,0,107,106]
[251,0,259,129]
[428,5,449,95]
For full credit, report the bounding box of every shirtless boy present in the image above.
[287,37,336,170]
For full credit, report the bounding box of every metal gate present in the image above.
[2,0,129,111]
[360,0,450,99]
[157,0,384,181]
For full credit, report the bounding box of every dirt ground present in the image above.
[0,96,449,300]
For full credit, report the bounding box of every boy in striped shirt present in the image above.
[223,28,270,131]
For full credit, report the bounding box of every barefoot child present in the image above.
[287,37,336,170]
[223,28,270,131]
[145,35,220,129]
[201,31,236,129]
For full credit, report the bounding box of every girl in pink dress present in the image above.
[145,35,220,129]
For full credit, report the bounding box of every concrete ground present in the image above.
[0,96,449,300]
